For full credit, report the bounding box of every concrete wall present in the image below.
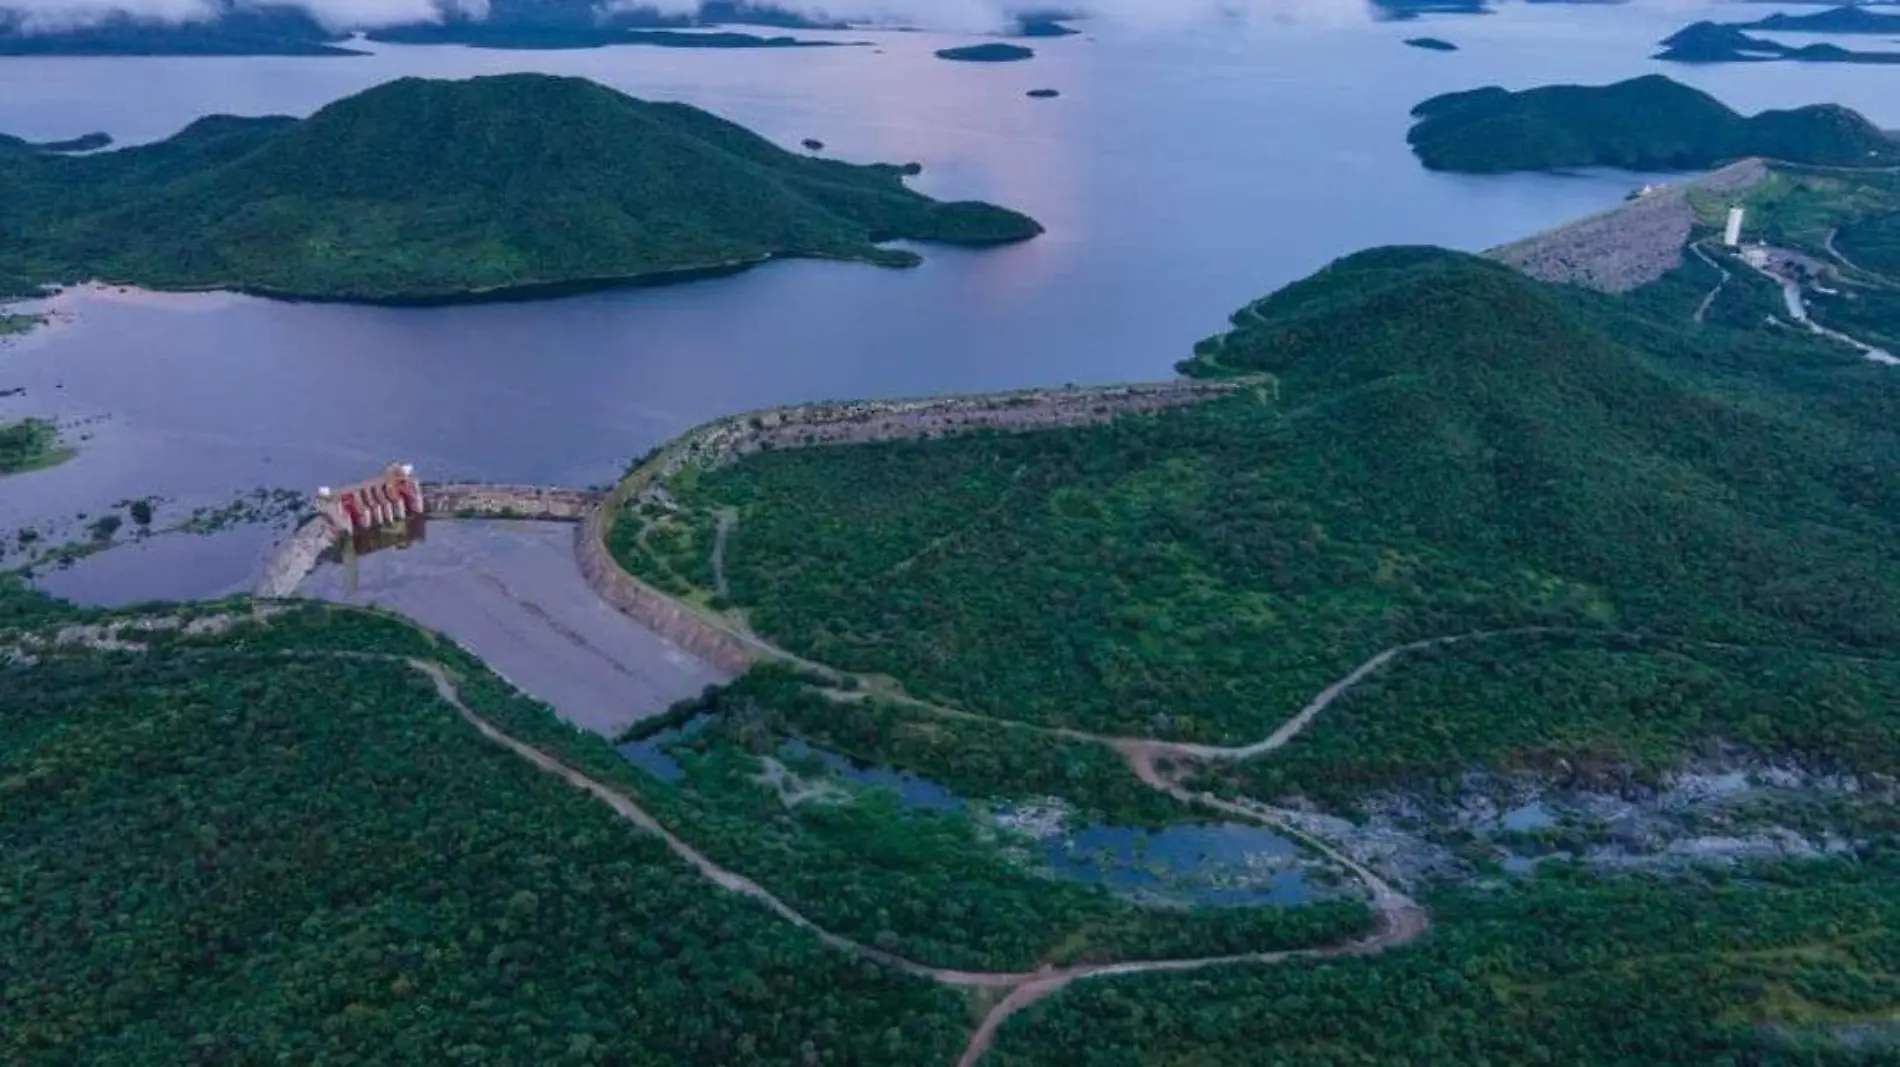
[640,379,1254,488]
[1489,158,1769,293]
[255,516,336,599]
[256,483,607,599]
[427,484,604,520]
[573,506,761,675]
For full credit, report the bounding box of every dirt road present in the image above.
[394,654,1434,1067]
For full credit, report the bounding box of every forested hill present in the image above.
[1408,74,1900,172]
[0,74,1040,302]
[637,242,1900,747]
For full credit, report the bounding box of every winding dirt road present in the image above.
[1688,241,1731,324]
[399,632,1447,1067]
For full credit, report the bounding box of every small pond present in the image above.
[622,724,1332,906]
[617,715,712,784]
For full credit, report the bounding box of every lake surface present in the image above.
[6,1,1897,710]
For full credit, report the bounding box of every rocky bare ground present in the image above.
[1489,158,1768,292]
[1272,751,1894,889]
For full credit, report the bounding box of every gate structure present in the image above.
[317,463,425,535]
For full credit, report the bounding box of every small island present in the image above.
[1012,16,1080,37]
[1404,37,1460,51]
[1656,21,1900,64]
[1026,88,1061,99]
[801,138,825,151]
[0,74,1042,304]
[935,43,1035,62]
[1371,0,1490,20]
[1408,74,1900,173]
[0,418,68,476]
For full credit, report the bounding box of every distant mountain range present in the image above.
[1739,5,1900,32]
[1656,20,1900,64]
[0,2,1080,56]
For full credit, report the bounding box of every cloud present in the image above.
[1,0,1430,35]
[0,0,489,32]
[622,0,1393,33]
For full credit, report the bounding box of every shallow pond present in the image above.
[631,732,1339,906]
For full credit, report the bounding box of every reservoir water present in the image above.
[5,1,1897,716]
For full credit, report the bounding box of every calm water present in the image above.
[633,727,1326,904]
[6,3,1897,599]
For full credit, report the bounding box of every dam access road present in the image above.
[249,381,1433,1067]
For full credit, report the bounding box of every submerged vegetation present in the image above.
[626,669,1371,973]
[0,74,1040,302]
[1408,75,1900,173]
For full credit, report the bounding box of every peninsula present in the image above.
[1408,74,1900,172]
[0,74,1041,303]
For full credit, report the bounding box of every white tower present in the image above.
[1723,206,1745,249]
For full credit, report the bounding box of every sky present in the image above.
[0,0,490,31]
[0,0,1673,35]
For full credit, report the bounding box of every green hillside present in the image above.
[620,244,1900,760]
[0,603,972,1066]
[990,859,1900,1067]
[0,74,1040,302]
[1408,74,1900,172]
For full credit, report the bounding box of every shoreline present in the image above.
[0,246,917,327]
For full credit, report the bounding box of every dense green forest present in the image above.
[989,858,1900,1066]
[2,604,977,1067]
[0,418,66,475]
[627,669,1371,972]
[1407,75,1900,172]
[0,74,1039,302]
[627,246,1900,755]
[1232,633,1900,809]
